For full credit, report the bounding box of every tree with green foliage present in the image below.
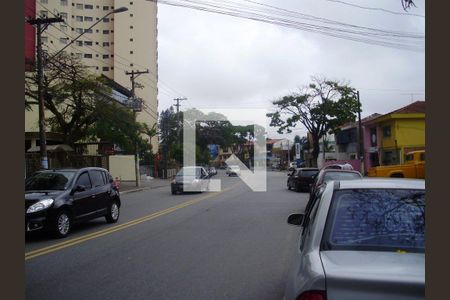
[267,76,360,166]
[25,53,151,153]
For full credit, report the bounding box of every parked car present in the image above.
[368,150,425,178]
[285,178,425,300]
[25,167,121,238]
[171,166,210,194]
[309,169,363,202]
[226,165,241,176]
[287,168,319,192]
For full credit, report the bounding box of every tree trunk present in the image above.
[312,135,320,167]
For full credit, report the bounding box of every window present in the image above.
[420,153,425,161]
[323,189,425,252]
[103,6,109,10]
[76,28,83,34]
[41,36,48,43]
[90,171,105,187]
[370,127,377,147]
[95,54,99,57]
[84,28,93,33]
[130,14,134,17]
[130,38,134,42]
[76,16,83,22]
[59,37,69,44]
[130,25,134,29]
[60,0,68,6]
[84,53,92,58]
[130,1,133,4]
[95,42,99,45]
[76,3,83,9]
[39,10,48,18]
[84,4,94,9]
[84,41,93,46]
[103,54,109,59]
[103,30,109,34]
[130,51,134,54]
[60,24,68,32]
[40,0,48,4]
[405,154,414,162]
[130,63,134,67]
[75,41,82,46]
[102,66,110,71]
[382,126,391,138]
[75,53,82,59]
[84,16,93,22]
[103,18,110,22]
[76,172,92,189]
[102,42,110,47]
[59,12,68,21]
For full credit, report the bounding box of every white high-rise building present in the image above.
[26,0,159,153]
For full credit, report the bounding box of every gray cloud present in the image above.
[156,0,424,138]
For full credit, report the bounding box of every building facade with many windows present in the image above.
[25,0,159,153]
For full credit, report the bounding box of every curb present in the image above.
[120,183,171,195]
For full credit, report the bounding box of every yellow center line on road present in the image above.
[25,182,241,261]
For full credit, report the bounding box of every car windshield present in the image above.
[25,171,76,191]
[323,189,425,252]
[323,172,361,182]
[177,168,201,177]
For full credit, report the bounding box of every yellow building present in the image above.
[364,101,425,166]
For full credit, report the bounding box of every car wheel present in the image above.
[54,210,71,238]
[171,186,177,195]
[105,200,120,223]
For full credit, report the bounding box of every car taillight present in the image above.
[296,291,326,300]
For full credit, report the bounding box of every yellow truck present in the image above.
[368,150,425,179]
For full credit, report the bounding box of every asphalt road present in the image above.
[26,171,310,300]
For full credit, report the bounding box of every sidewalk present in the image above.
[119,177,172,194]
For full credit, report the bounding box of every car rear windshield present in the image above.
[322,189,425,253]
[301,170,318,177]
[177,168,201,177]
[25,171,76,191]
[323,172,361,182]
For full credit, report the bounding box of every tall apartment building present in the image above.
[25,0,159,153]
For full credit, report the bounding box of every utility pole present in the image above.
[125,69,149,187]
[173,97,187,113]
[357,91,365,175]
[27,17,63,169]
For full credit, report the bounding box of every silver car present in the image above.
[285,179,425,300]
[171,166,210,194]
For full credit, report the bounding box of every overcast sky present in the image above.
[155,0,425,139]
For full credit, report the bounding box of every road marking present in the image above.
[25,183,241,261]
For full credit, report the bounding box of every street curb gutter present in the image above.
[120,183,171,195]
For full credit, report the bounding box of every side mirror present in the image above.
[72,185,86,194]
[287,214,304,226]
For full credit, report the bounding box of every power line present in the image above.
[150,0,424,51]
[36,2,188,100]
[325,0,425,18]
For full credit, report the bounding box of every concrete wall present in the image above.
[108,154,135,181]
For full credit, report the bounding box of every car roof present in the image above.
[337,178,425,190]
[295,167,319,171]
[321,169,361,174]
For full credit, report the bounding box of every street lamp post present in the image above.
[35,7,128,169]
